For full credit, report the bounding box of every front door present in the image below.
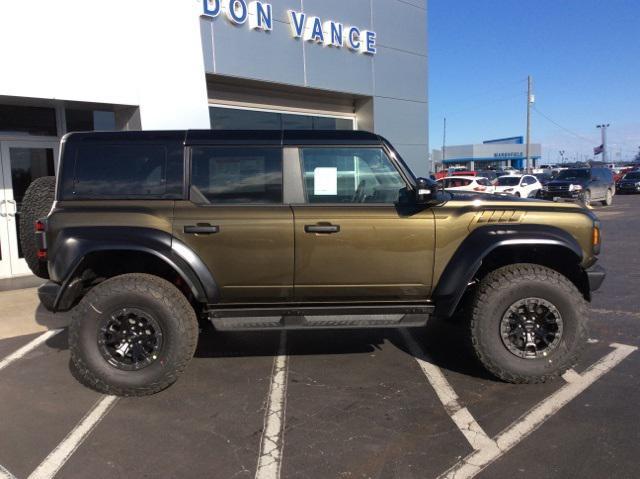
[293,146,435,302]
[172,145,294,303]
[0,140,58,277]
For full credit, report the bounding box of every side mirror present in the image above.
[415,177,437,203]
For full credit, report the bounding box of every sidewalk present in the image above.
[0,288,70,340]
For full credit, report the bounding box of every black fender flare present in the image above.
[49,227,219,310]
[432,224,584,319]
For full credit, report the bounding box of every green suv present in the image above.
[22,130,605,396]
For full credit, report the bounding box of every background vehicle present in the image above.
[436,176,495,194]
[477,170,503,185]
[24,130,604,396]
[616,170,640,194]
[494,174,542,197]
[542,167,615,206]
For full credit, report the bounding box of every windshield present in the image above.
[497,177,520,186]
[623,172,640,180]
[557,169,590,180]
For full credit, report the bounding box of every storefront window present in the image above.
[209,106,353,131]
[65,109,116,132]
[0,105,57,136]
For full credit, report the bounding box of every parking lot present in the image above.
[1,196,639,479]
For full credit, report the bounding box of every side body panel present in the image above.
[172,202,294,303]
[292,205,435,301]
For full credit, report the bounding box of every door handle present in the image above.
[304,224,340,234]
[184,225,219,235]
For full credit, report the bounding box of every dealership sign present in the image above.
[202,0,377,54]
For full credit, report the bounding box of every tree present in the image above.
[635,147,640,163]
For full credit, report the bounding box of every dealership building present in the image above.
[432,137,542,171]
[0,0,428,279]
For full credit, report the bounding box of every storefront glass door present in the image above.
[0,140,58,277]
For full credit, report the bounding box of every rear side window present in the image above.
[444,178,472,188]
[190,147,283,204]
[66,143,183,199]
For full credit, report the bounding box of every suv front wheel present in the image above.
[69,273,199,396]
[470,264,588,383]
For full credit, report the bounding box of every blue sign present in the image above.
[203,0,377,55]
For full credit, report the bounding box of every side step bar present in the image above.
[207,303,434,331]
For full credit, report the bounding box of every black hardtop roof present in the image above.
[64,130,385,146]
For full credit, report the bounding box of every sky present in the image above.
[428,0,640,164]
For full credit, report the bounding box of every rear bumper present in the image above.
[586,264,606,292]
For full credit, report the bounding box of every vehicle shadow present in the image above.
[46,313,494,382]
[194,316,495,382]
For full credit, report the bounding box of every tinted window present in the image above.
[557,169,590,180]
[0,104,57,136]
[443,178,472,188]
[72,143,183,199]
[594,168,613,182]
[209,107,354,131]
[191,147,282,204]
[623,172,640,180]
[497,176,520,186]
[66,109,116,132]
[301,148,406,204]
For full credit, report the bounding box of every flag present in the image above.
[594,144,604,155]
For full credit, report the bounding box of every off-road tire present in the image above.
[470,263,588,384]
[601,189,613,206]
[69,273,199,396]
[19,176,56,278]
[581,190,591,207]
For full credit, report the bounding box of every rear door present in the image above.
[172,145,294,303]
[291,146,435,302]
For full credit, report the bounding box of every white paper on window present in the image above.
[313,167,338,195]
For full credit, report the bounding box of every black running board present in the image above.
[207,303,433,331]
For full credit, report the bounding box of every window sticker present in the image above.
[313,167,338,195]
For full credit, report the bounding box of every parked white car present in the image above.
[494,174,542,197]
[437,176,496,194]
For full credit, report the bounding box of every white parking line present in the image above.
[401,329,495,451]
[0,465,17,479]
[28,395,118,479]
[0,329,63,372]
[439,343,638,479]
[255,331,289,479]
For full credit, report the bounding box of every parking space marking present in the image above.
[255,331,289,479]
[0,465,17,479]
[28,395,118,479]
[0,329,63,373]
[439,343,638,479]
[400,330,495,451]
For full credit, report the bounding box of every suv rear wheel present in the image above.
[69,273,199,396]
[601,189,613,206]
[470,263,588,383]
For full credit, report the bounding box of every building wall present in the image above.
[0,0,428,173]
[0,1,215,129]
[200,0,429,174]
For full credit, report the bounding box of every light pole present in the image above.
[596,124,610,164]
